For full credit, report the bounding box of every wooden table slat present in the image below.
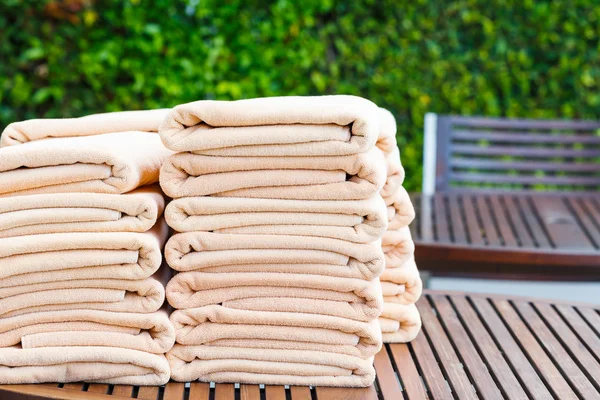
[409,317,454,398]
[462,195,485,246]
[449,296,529,400]
[448,194,468,244]
[566,197,600,248]
[493,299,579,399]
[501,196,534,248]
[110,385,134,398]
[475,196,500,246]
[137,386,160,400]
[315,385,378,400]
[388,343,429,399]
[86,384,109,395]
[265,385,286,400]
[240,384,260,400]
[215,384,234,400]
[62,383,85,392]
[433,194,450,243]
[417,297,478,399]
[189,382,210,399]
[469,296,553,400]
[519,196,553,248]
[488,195,519,247]
[430,294,504,399]
[533,303,600,389]
[162,383,185,400]
[555,304,600,360]
[289,386,311,400]
[373,345,403,399]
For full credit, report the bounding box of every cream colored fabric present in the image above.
[0,131,173,197]
[0,185,164,237]
[382,226,415,268]
[379,303,421,343]
[387,186,415,231]
[160,147,386,200]
[168,344,375,387]
[165,195,387,243]
[167,272,382,322]
[0,347,170,385]
[159,95,380,156]
[0,276,165,318]
[375,108,397,155]
[0,309,173,353]
[165,232,384,280]
[380,258,422,306]
[0,220,168,288]
[169,305,381,358]
[1,109,169,147]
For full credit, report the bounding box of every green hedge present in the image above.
[2,0,600,190]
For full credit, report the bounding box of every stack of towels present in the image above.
[376,110,422,343]
[158,95,420,387]
[0,111,176,385]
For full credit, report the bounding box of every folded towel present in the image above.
[380,146,404,201]
[0,185,164,238]
[382,226,415,268]
[0,275,165,318]
[375,108,397,155]
[0,220,168,288]
[379,303,422,343]
[168,344,375,387]
[0,309,174,354]
[167,272,383,322]
[380,258,422,306]
[159,95,379,156]
[386,186,415,230]
[160,147,386,200]
[0,347,170,385]
[170,306,381,358]
[165,232,385,280]
[1,109,169,147]
[165,195,387,243]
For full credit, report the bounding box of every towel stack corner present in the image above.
[0,111,176,385]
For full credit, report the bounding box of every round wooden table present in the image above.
[1,290,598,399]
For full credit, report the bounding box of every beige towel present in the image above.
[160,147,386,200]
[0,220,168,288]
[382,226,415,268]
[167,272,383,322]
[165,195,387,243]
[159,95,379,156]
[379,303,422,343]
[375,108,397,156]
[0,309,174,354]
[0,276,165,318]
[170,305,381,358]
[380,258,422,306]
[0,347,170,385]
[165,232,385,280]
[168,344,375,387]
[0,185,164,237]
[387,186,415,230]
[1,109,169,146]
[0,131,173,197]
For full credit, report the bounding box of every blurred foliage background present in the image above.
[1,0,600,190]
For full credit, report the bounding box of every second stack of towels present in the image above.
[159,95,391,387]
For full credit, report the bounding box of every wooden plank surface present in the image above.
[412,192,600,277]
[0,291,598,400]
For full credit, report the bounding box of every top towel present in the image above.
[159,95,380,155]
[0,110,174,196]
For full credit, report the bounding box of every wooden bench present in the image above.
[417,114,600,279]
[1,290,598,399]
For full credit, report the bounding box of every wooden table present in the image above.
[1,290,598,399]
[410,191,600,280]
